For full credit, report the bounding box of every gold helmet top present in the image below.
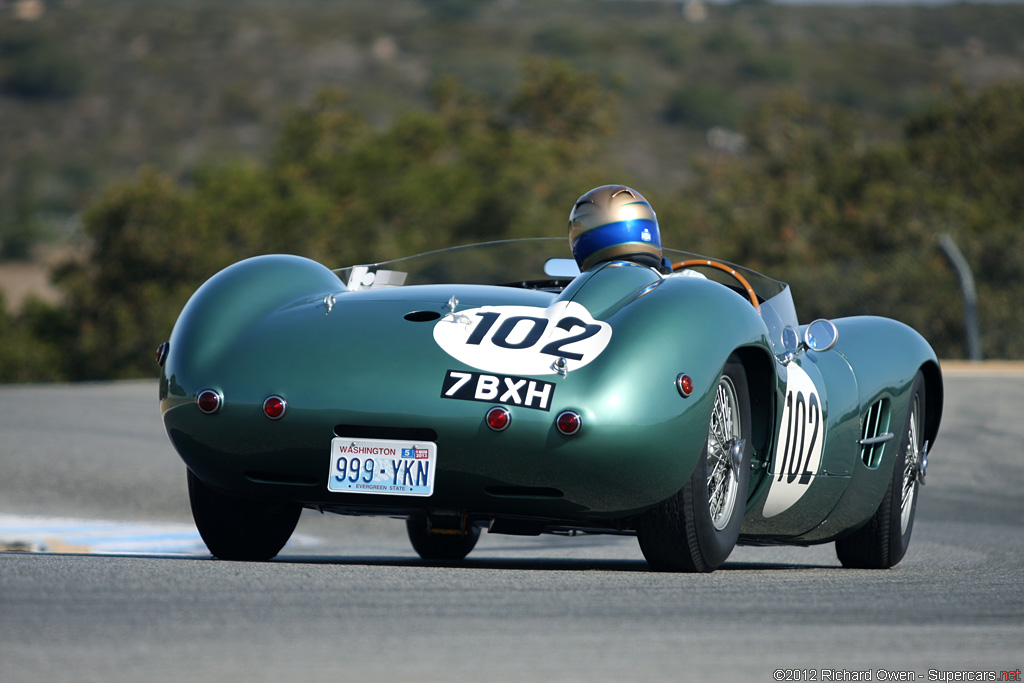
[568,185,662,271]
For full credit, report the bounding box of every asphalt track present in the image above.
[1,366,1022,682]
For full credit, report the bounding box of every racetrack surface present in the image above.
[1,367,1022,682]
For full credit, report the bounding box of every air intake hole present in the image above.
[404,311,442,322]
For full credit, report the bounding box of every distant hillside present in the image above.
[2,0,1023,256]
[1,1,1024,379]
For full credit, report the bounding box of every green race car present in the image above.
[159,187,942,572]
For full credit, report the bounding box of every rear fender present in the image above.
[833,316,939,430]
[160,254,344,407]
[577,271,774,508]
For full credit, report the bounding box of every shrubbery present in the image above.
[1,66,1023,381]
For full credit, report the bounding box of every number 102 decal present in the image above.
[762,363,826,518]
[433,301,612,376]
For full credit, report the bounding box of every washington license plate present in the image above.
[328,437,436,497]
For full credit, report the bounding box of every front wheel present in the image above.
[836,371,926,569]
[187,469,302,561]
[636,356,752,572]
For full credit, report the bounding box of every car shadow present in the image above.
[272,554,840,572]
[10,550,838,572]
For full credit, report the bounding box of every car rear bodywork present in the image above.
[160,238,942,562]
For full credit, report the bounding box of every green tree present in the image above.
[902,83,1024,358]
[18,62,621,380]
[7,69,1024,382]
[674,85,1024,359]
[46,169,202,379]
[0,294,65,383]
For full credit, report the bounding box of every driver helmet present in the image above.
[568,185,663,271]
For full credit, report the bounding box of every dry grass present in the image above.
[0,247,67,313]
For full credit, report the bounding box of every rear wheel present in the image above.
[187,469,301,561]
[406,514,480,561]
[836,371,926,569]
[636,357,752,572]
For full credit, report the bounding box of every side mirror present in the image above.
[804,319,839,353]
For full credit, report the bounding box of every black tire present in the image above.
[406,515,481,561]
[636,356,752,572]
[836,371,926,569]
[187,469,302,561]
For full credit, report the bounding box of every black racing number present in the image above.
[491,316,547,350]
[777,390,821,484]
[464,311,602,361]
[539,317,602,361]
[785,392,805,483]
[466,311,500,345]
[467,312,547,348]
[802,394,820,485]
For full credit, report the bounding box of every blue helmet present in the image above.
[568,185,662,271]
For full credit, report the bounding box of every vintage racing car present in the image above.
[158,187,942,572]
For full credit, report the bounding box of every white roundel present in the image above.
[762,363,826,518]
[433,301,612,376]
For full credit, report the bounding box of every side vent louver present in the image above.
[859,399,893,468]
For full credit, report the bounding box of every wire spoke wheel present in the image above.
[900,393,922,534]
[636,355,751,572]
[836,370,927,569]
[707,376,741,531]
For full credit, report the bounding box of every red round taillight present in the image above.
[676,373,694,398]
[555,410,582,436]
[263,395,287,420]
[196,389,222,414]
[485,406,511,432]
